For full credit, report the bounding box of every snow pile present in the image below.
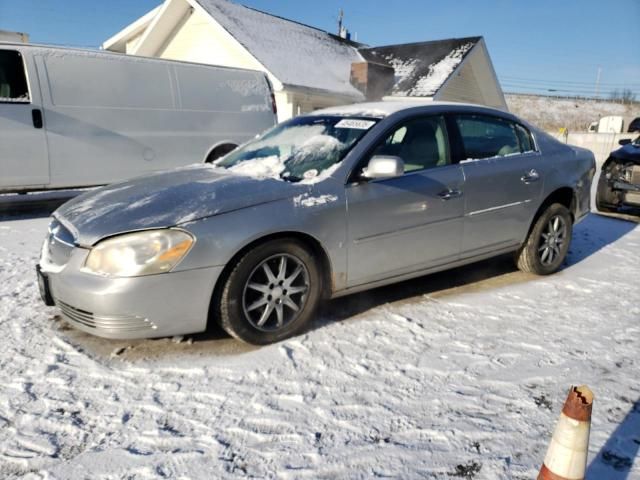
[0,207,639,478]
[228,155,286,180]
[224,132,346,184]
[0,94,29,103]
[293,194,338,207]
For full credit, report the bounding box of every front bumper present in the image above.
[39,247,224,340]
[613,181,640,206]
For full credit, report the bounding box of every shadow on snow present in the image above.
[587,397,640,479]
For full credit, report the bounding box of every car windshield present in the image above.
[215,116,379,183]
[634,136,640,145]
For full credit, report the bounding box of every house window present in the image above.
[0,50,30,103]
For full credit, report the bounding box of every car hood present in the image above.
[612,141,640,163]
[55,165,306,246]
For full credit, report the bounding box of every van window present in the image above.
[454,115,521,160]
[0,50,30,103]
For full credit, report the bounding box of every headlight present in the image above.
[83,229,194,277]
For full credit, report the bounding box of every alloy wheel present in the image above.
[242,254,310,332]
[538,215,567,266]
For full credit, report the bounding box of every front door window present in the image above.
[0,50,30,103]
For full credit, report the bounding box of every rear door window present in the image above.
[0,50,30,103]
[515,124,535,153]
[454,114,522,160]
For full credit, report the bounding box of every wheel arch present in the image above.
[207,231,334,327]
[525,187,577,239]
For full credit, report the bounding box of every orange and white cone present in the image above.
[538,385,594,480]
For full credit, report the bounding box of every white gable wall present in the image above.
[125,31,146,54]
[159,7,264,75]
[435,39,508,111]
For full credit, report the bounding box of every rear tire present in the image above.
[217,239,322,345]
[516,203,572,275]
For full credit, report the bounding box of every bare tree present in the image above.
[609,88,636,104]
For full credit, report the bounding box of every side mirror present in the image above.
[619,139,632,146]
[362,155,404,180]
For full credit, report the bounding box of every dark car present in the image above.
[628,117,640,133]
[596,136,640,213]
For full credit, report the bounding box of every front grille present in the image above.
[57,300,157,333]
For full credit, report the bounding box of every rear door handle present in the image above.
[521,169,540,183]
[32,109,43,129]
[438,188,463,200]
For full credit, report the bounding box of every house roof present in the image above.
[359,36,481,97]
[194,0,365,99]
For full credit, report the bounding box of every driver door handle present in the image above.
[521,169,540,183]
[438,188,463,200]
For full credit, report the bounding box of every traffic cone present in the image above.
[538,385,594,480]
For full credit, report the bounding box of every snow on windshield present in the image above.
[217,117,376,183]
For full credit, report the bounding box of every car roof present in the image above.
[311,100,511,119]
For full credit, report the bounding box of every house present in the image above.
[103,0,507,121]
[358,37,507,110]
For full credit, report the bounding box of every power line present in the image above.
[499,75,640,88]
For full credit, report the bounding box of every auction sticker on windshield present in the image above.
[335,119,376,130]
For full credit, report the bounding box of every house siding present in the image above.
[158,8,263,73]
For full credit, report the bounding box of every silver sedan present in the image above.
[38,101,595,344]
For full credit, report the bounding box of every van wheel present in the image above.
[206,144,237,163]
[515,203,572,275]
[217,239,322,345]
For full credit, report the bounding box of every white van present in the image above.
[0,43,277,192]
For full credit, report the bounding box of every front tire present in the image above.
[217,239,322,345]
[516,203,573,275]
[595,171,619,213]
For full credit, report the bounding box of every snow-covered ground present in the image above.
[0,201,639,479]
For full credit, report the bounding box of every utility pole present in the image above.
[594,67,602,99]
[338,8,344,36]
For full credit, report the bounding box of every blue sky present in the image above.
[1,0,638,98]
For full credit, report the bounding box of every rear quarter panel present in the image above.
[532,127,595,225]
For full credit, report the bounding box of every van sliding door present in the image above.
[0,49,49,189]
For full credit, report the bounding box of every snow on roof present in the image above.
[195,0,365,99]
[360,37,480,97]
